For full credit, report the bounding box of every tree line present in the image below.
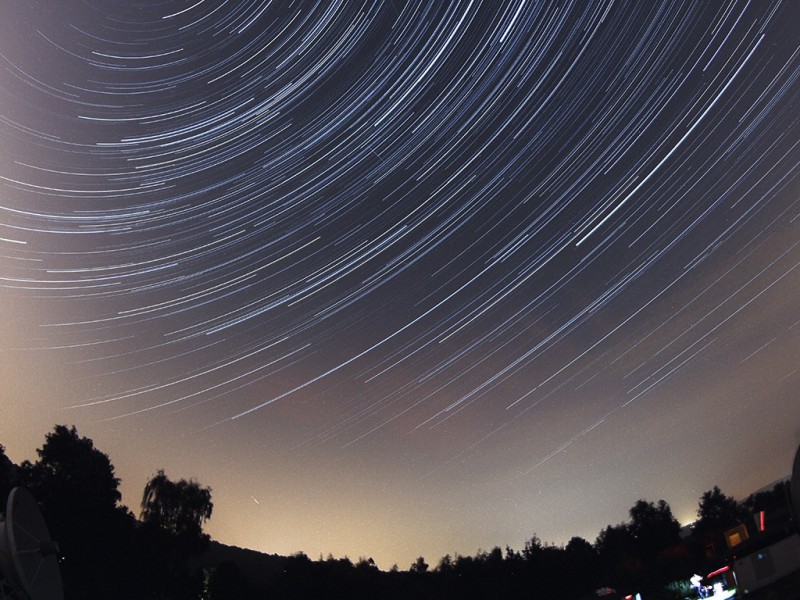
[0,424,793,600]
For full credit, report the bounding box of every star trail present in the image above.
[1,0,799,568]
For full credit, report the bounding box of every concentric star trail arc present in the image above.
[1,0,799,568]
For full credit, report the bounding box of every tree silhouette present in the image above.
[628,499,680,560]
[435,553,454,574]
[23,424,122,513]
[565,535,595,563]
[18,425,136,598]
[410,556,429,573]
[595,522,639,589]
[565,536,599,592]
[0,443,18,514]
[141,468,213,541]
[139,470,213,599]
[694,485,748,536]
[201,561,257,600]
[743,481,790,515]
[626,499,685,590]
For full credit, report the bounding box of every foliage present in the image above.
[436,553,454,573]
[138,468,214,598]
[141,468,213,541]
[693,485,749,536]
[595,522,638,589]
[592,499,689,593]
[15,425,137,599]
[201,561,258,600]
[23,424,121,515]
[0,443,18,514]
[7,425,794,600]
[628,499,681,560]
[355,556,378,571]
[410,555,429,573]
[743,480,790,514]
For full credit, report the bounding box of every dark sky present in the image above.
[1,0,799,569]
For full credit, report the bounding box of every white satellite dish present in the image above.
[0,487,63,600]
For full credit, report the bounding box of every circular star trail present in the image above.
[1,0,799,567]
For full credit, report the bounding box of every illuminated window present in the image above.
[724,524,749,548]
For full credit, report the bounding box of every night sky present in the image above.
[1,0,799,570]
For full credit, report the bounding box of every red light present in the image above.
[706,565,730,579]
[759,510,765,532]
[625,596,633,600]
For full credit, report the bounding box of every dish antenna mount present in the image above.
[0,487,63,600]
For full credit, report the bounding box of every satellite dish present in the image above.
[0,487,63,600]
[791,443,800,525]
